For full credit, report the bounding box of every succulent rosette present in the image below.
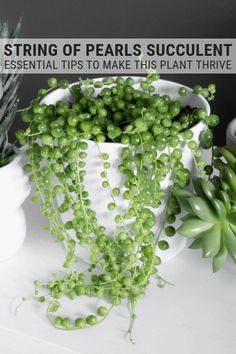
[175,146,236,272]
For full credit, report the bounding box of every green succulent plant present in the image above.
[174,145,236,272]
[0,20,22,167]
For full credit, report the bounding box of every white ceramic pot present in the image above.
[226,118,236,145]
[0,151,31,261]
[42,77,210,263]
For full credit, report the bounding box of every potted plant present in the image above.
[0,20,30,261]
[175,145,236,272]
[17,74,218,339]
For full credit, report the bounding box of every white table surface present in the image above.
[0,150,236,354]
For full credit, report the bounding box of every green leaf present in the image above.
[193,178,206,200]
[212,237,228,272]
[218,191,231,213]
[223,223,236,262]
[200,179,217,200]
[211,199,227,220]
[173,189,194,199]
[222,166,236,192]
[214,159,225,173]
[225,145,236,157]
[189,238,203,249]
[228,191,236,203]
[228,212,236,226]
[174,189,194,214]
[201,224,221,258]
[181,214,194,222]
[230,224,236,235]
[219,147,236,171]
[212,176,223,191]
[221,180,231,193]
[188,196,217,222]
[177,217,213,238]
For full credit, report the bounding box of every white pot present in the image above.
[0,152,31,261]
[226,118,236,145]
[42,77,210,263]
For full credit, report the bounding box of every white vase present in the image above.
[0,151,31,261]
[42,77,210,263]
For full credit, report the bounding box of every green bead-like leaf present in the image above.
[177,217,213,238]
[188,196,217,223]
[201,224,221,258]
[212,237,228,272]
[223,223,236,262]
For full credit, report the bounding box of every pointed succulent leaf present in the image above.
[0,75,20,120]
[211,199,227,220]
[177,217,213,238]
[212,176,222,191]
[173,189,195,214]
[200,178,217,200]
[219,147,236,171]
[223,223,236,262]
[173,189,194,199]
[228,191,236,203]
[188,196,217,223]
[10,17,22,38]
[189,238,203,249]
[2,73,21,97]
[181,214,194,222]
[222,180,231,192]
[228,212,236,226]
[202,224,221,258]
[225,145,236,158]
[222,166,236,192]
[214,158,225,173]
[0,78,2,101]
[0,20,22,160]
[218,191,231,213]
[212,237,228,272]
[192,178,206,200]
[213,176,230,193]
[230,223,236,235]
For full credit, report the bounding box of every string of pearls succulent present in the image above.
[16,74,218,340]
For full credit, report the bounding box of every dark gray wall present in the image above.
[2,0,236,145]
